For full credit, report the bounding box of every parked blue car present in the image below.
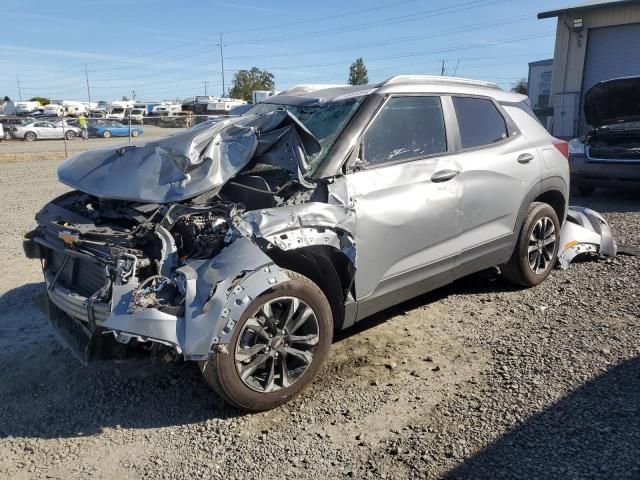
[89,121,143,138]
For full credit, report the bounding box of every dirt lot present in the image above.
[0,158,638,480]
[0,126,183,162]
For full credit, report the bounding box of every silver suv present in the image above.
[24,76,570,411]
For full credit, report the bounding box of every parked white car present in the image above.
[12,121,80,141]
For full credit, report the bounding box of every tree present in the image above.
[121,95,129,101]
[29,96,50,106]
[229,67,275,102]
[4,96,11,102]
[511,78,528,95]
[348,57,369,85]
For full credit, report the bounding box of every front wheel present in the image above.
[131,129,139,137]
[501,202,560,287]
[199,271,333,411]
[65,130,76,140]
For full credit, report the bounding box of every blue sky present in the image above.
[1,0,569,102]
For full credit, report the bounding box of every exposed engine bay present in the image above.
[24,110,356,363]
[586,128,640,161]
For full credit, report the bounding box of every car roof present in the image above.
[264,75,525,106]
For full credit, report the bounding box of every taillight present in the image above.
[552,138,569,159]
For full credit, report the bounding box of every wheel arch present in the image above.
[266,245,354,332]
[515,176,568,233]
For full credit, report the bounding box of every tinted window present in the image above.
[453,97,508,149]
[363,96,446,165]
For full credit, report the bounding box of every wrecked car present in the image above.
[569,76,640,195]
[26,76,590,411]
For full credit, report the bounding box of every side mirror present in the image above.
[347,143,366,173]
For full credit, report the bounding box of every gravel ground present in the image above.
[0,159,638,480]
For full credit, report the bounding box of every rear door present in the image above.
[35,122,54,138]
[346,95,462,317]
[446,96,540,264]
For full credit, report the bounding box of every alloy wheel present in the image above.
[234,296,319,393]
[528,216,556,274]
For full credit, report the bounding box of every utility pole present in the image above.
[16,75,22,101]
[440,60,446,76]
[84,63,92,106]
[203,80,210,96]
[131,90,136,100]
[216,34,227,96]
[452,59,460,77]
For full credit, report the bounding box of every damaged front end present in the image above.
[24,110,356,364]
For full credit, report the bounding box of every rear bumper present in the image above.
[570,154,640,187]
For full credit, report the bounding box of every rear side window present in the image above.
[453,97,508,149]
[363,96,447,165]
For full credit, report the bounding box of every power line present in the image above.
[221,0,421,34]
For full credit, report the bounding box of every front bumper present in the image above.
[570,154,640,188]
[24,232,290,364]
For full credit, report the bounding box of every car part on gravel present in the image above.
[557,206,617,269]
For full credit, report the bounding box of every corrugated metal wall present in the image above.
[580,22,640,131]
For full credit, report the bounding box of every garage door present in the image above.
[581,22,640,132]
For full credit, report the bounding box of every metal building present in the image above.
[539,0,640,138]
[527,59,554,129]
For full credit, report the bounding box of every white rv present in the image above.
[106,100,136,120]
[251,90,279,104]
[207,98,247,115]
[153,103,182,116]
[42,104,65,117]
[15,101,41,116]
[62,101,89,117]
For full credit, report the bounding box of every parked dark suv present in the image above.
[569,77,640,195]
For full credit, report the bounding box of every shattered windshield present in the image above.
[246,96,365,174]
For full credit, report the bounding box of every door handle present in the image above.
[517,153,535,164]
[431,169,460,183]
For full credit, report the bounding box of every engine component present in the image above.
[172,214,228,260]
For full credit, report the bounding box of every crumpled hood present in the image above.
[584,77,640,127]
[57,110,320,203]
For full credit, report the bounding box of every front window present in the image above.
[245,95,365,173]
[363,96,447,165]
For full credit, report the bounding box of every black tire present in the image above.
[24,131,37,141]
[131,129,139,137]
[102,130,112,138]
[65,130,76,140]
[199,271,333,412]
[501,202,560,287]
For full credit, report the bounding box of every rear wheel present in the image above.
[102,130,112,138]
[199,271,333,411]
[24,131,36,141]
[501,202,560,287]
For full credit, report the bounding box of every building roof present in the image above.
[529,59,554,67]
[538,0,640,19]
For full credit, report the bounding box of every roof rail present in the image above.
[382,75,501,90]
[278,84,349,96]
